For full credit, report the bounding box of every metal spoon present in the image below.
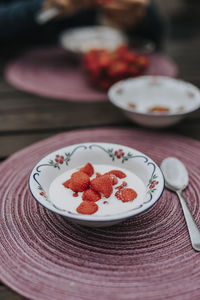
[161,157,200,252]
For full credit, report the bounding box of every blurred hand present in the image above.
[101,0,149,29]
[44,0,94,16]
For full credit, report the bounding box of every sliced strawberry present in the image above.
[115,190,123,201]
[69,171,90,192]
[80,163,94,177]
[121,188,137,202]
[91,174,113,198]
[107,170,126,179]
[82,188,101,202]
[76,201,98,215]
[115,181,127,190]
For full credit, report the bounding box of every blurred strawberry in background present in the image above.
[83,45,149,90]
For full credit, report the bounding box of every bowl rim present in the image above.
[108,75,200,117]
[29,142,165,223]
[59,25,128,54]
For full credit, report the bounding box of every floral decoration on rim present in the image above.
[147,174,159,193]
[49,153,71,169]
[107,148,134,163]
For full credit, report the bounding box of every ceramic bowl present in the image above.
[29,143,164,227]
[108,76,200,128]
[60,26,127,56]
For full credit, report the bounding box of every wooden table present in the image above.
[1,4,200,299]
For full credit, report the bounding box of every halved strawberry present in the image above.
[76,201,98,215]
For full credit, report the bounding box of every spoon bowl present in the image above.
[160,157,188,191]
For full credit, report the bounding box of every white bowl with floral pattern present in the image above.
[108,76,200,128]
[29,143,164,227]
[60,26,127,56]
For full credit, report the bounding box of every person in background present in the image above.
[0,0,165,48]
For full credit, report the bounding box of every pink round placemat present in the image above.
[5,48,178,102]
[1,127,199,300]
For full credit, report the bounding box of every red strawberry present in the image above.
[63,179,71,188]
[107,170,126,179]
[76,201,98,215]
[136,56,149,68]
[98,79,113,90]
[115,181,127,190]
[108,61,128,78]
[98,52,112,68]
[82,188,101,202]
[69,171,90,192]
[123,52,137,64]
[115,188,137,202]
[91,174,113,198]
[115,45,129,57]
[80,163,94,177]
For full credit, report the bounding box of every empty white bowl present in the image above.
[60,26,127,55]
[29,142,164,227]
[108,76,200,128]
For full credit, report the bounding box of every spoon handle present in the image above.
[177,190,200,252]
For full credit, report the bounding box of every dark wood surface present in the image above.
[1,2,200,299]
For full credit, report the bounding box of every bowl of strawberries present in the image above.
[29,142,164,227]
[83,45,149,90]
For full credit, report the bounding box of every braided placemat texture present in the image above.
[5,48,177,102]
[0,127,200,300]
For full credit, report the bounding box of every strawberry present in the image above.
[82,188,101,202]
[80,163,94,177]
[108,61,128,78]
[91,174,113,198]
[76,201,98,215]
[98,52,111,68]
[115,188,137,202]
[115,45,129,57]
[115,181,127,190]
[107,170,126,179]
[123,52,137,64]
[98,79,112,90]
[69,171,90,192]
[136,56,149,68]
[63,179,71,188]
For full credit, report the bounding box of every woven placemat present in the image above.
[5,48,178,102]
[0,127,200,300]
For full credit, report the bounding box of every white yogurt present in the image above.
[49,164,146,216]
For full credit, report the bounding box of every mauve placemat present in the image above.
[0,127,200,300]
[5,48,178,102]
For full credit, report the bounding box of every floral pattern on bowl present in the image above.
[108,76,200,128]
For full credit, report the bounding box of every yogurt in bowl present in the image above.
[29,143,164,227]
